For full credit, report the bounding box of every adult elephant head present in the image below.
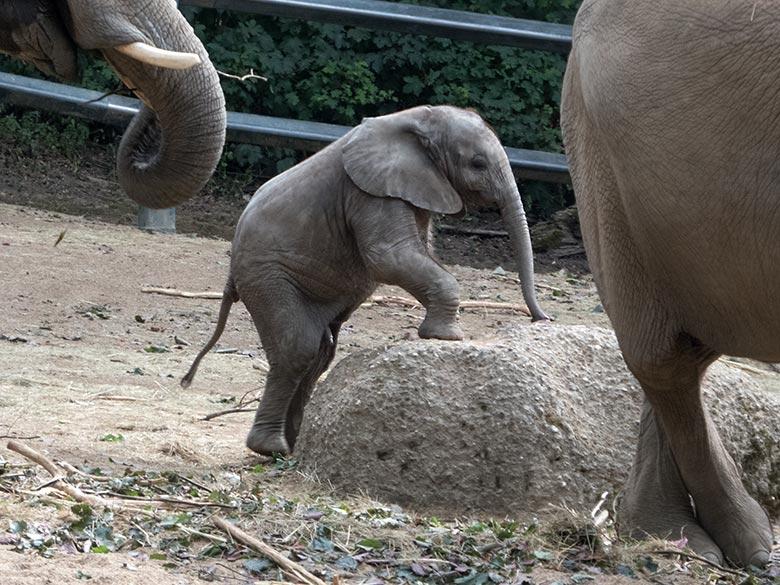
[0,0,226,208]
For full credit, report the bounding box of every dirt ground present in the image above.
[0,152,775,584]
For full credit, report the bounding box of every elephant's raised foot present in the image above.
[418,318,463,341]
[246,427,290,456]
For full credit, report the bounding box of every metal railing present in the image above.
[182,0,573,53]
[0,0,572,230]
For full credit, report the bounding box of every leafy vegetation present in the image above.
[2,455,770,584]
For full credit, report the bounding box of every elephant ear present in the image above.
[342,106,463,214]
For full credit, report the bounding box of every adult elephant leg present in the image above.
[626,340,772,568]
[562,64,771,567]
[620,395,722,562]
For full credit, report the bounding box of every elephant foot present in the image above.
[619,487,723,565]
[695,493,772,568]
[418,317,463,341]
[246,426,290,456]
[620,403,725,565]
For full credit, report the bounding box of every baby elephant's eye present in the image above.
[471,157,488,170]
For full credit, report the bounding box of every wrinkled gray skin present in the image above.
[561,0,777,568]
[183,105,550,456]
[0,0,226,208]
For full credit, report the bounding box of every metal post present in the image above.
[137,207,177,233]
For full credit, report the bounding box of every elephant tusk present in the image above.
[114,42,201,70]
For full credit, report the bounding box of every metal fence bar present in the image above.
[0,72,569,183]
[182,0,573,53]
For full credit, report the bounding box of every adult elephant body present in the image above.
[0,0,226,207]
[562,0,778,568]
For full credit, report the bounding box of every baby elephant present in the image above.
[182,105,549,456]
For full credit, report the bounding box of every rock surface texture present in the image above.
[297,325,780,518]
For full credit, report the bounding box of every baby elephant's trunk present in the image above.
[180,277,239,388]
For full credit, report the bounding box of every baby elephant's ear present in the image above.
[342,106,463,215]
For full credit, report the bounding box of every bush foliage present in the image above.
[0,0,580,216]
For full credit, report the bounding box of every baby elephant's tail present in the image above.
[180,276,239,389]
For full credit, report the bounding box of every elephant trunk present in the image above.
[101,20,226,208]
[498,183,550,322]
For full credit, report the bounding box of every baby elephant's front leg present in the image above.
[414,269,463,340]
[368,243,463,341]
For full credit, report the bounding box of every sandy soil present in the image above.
[0,200,658,583]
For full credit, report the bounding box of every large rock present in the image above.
[297,325,780,518]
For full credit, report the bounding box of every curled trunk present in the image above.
[103,39,226,208]
[62,0,227,208]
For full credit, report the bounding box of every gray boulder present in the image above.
[296,325,780,518]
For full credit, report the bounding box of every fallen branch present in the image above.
[203,390,261,421]
[212,516,327,585]
[649,549,746,578]
[461,300,530,315]
[104,492,236,509]
[6,440,119,509]
[58,461,113,482]
[141,287,531,315]
[202,406,257,421]
[141,286,223,299]
[364,295,531,316]
[553,246,586,258]
[438,224,509,238]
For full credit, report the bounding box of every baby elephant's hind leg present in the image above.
[284,318,344,451]
[243,290,328,456]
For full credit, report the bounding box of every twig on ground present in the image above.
[720,358,772,376]
[0,435,41,440]
[33,476,66,491]
[438,224,508,238]
[553,246,586,258]
[212,516,327,585]
[364,295,531,316]
[141,286,223,299]
[179,474,214,493]
[179,525,228,544]
[141,287,532,315]
[6,440,119,509]
[648,549,747,577]
[203,390,261,421]
[103,492,236,509]
[202,406,257,421]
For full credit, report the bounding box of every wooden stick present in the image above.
[648,549,746,577]
[105,492,236,509]
[202,406,257,421]
[365,295,531,316]
[6,440,119,509]
[141,288,531,315]
[212,516,327,585]
[141,286,223,299]
[58,461,113,482]
[438,224,508,238]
